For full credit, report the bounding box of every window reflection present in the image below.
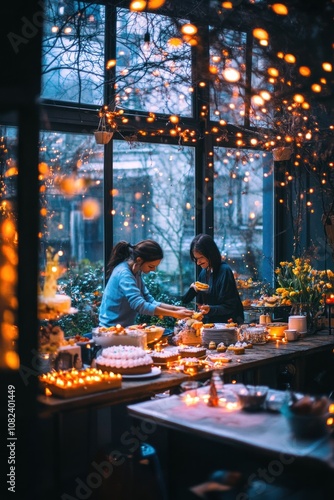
[213,147,273,282]
[112,140,195,294]
[210,29,247,124]
[116,8,193,116]
[41,1,105,104]
[39,131,103,266]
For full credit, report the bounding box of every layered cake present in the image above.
[38,247,72,317]
[202,323,237,348]
[38,294,72,316]
[174,317,203,345]
[151,349,179,364]
[96,345,153,375]
[178,346,207,358]
[93,325,147,348]
[127,324,164,345]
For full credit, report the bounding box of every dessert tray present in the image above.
[39,368,122,398]
[122,366,161,379]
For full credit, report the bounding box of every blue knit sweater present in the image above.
[99,262,160,327]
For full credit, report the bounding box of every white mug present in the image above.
[288,315,307,334]
[284,329,298,341]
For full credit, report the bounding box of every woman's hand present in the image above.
[190,282,200,293]
[174,308,194,319]
[198,304,210,315]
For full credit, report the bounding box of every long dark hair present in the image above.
[190,234,222,274]
[106,239,163,279]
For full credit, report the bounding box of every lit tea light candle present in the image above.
[154,342,163,352]
[200,394,210,404]
[225,401,239,411]
[182,393,199,405]
[326,294,334,304]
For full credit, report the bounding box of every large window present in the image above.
[213,147,273,283]
[37,1,280,316]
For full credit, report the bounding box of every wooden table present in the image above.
[34,333,334,499]
[128,387,334,498]
[37,331,334,414]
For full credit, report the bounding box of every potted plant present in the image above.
[94,113,114,145]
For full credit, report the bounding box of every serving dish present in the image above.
[236,385,269,411]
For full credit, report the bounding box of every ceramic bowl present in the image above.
[237,385,268,411]
[144,326,165,345]
[282,406,333,439]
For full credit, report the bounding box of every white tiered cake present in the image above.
[38,247,72,318]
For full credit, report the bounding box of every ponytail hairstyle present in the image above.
[106,239,163,279]
[190,234,222,275]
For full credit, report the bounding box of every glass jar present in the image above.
[241,325,268,344]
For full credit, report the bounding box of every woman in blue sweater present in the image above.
[182,234,244,324]
[99,239,193,327]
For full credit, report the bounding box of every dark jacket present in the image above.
[182,262,244,324]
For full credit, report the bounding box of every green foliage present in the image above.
[136,272,183,329]
[55,261,104,336]
[50,263,188,335]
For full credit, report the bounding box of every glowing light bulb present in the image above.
[253,28,269,41]
[284,53,296,63]
[130,0,146,11]
[322,62,332,72]
[181,23,197,35]
[272,3,288,15]
[222,68,240,82]
[311,83,322,93]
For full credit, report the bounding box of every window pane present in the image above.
[42,1,105,104]
[112,140,195,294]
[210,29,247,124]
[115,9,193,116]
[250,46,274,128]
[39,131,104,264]
[0,124,19,369]
[213,147,273,284]
[38,131,104,334]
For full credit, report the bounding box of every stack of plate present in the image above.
[202,324,237,347]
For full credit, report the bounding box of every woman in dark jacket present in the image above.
[182,234,244,324]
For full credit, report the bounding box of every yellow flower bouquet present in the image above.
[275,257,334,331]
